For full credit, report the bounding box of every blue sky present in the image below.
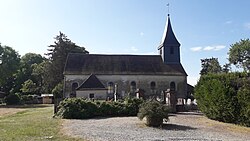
[0,0,250,86]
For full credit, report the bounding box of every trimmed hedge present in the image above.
[55,98,144,119]
[195,73,250,127]
[4,93,22,105]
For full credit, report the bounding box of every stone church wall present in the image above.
[64,74,187,100]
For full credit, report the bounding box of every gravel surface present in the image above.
[62,112,250,141]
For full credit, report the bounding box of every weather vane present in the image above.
[167,3,170,16]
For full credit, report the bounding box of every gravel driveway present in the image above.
[61,112,250,141]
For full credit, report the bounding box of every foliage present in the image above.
[21,79,37,95]
[237,82,250,126]
[124,97,144,116]
[46,32,89,90]
[20,95,41,104]
[195,73,250,127]
[0,44,20,94]
[137,100,169,127]
[52,82,63,99]
[228,39,250,71]
[4,93,21,105]
[32,60,51,93]
[56,98,98,119]
[55,98,144,119]
[200,57,222,75]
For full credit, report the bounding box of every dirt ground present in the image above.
[62,112,250,141]
[0,108,25,117]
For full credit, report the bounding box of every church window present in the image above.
[107,82,114,94]
[170,47,174,54]
[170,82,176,91]
[150,81,156,95]
[72,82,78,91]
[89,93,94,99]
[130,81,136,92]
[150,81,156,90]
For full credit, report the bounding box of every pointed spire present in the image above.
[160,14,180,47]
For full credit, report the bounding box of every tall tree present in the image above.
[46,32,88,90]
[11,53,45,94]
[228,39,250,72]
[200,57,221,75]
[0,44,20,94]
[32,60,51,94]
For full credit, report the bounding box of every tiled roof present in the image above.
[64,53,187,76]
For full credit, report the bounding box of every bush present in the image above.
[56,98,98,119]
[52,82,63,99]
[4,93,22,105]
[195,73,250,127]
[137,100,169,127]
[237,83,250,126]
[55,97,144,119]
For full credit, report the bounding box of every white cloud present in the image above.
[244,23,250,30]
[213,45,226,51]
[225,21,232,24]
[190,45,226,52]
[140,32,144,36]
[131,46,138,52]
[190,47,202,52]
[203,46,214,51]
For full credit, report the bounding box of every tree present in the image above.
[0,44,20,94]
[46,32,89,90]
[228,39,250,71]
[20,79,37,95]
[32,60,51,94]
[200,57,222,75]
[11,53,45,94]
[222,63,231,73]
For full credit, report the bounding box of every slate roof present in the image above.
[76,74,106,90]
[64,53,187,76]
[158,15,180,49]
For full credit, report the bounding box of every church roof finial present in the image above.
[167,3,170,16]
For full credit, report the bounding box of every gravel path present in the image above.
[61,112,250,141]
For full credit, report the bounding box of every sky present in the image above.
[0,0,250,86]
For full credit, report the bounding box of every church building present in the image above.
[63,14,188,101]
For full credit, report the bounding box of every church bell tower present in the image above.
[158,14,181,64]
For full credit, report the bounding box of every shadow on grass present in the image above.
[0,104,53,109]
[161,123,197,131]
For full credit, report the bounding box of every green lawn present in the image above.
[0,105,83,141]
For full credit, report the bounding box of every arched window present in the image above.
[107,82,114,94]
[72,82,78,91]
[150,81,156,95]
[170,82,176,91]
[130,81,136,92]
[150,81,156,90]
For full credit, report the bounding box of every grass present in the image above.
[0,105,83,141]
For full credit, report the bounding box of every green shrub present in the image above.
[52,82,63,99]
[55,97,144,119]
[137,100,169,127]
[4,93,22,105]
[124,97,144,116]
[195,73,250,127]
[237,83,250,126]
[56,98,98,119]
